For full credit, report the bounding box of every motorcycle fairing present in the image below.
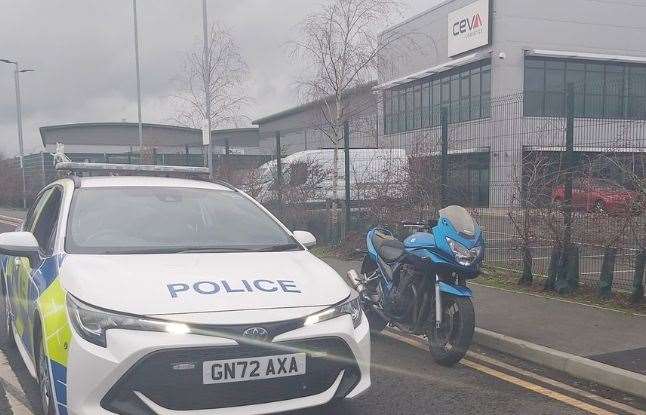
[366,229,473,298]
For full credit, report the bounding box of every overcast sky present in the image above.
[0,0,440,156]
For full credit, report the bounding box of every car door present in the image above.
[7,186,63,352]
[5,188,54,342]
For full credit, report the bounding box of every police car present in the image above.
[0,162,371,415]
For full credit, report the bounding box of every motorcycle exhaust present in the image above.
[347,269,365,293]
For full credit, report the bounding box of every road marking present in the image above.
[0,349,33,415]
[462,359,617,415]
[382,330,635,415]
[0,215,21,224]
[468,352,646,415]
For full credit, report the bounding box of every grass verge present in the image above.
[480,267,646,315]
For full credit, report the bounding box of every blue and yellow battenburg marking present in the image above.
[4,253,71,415]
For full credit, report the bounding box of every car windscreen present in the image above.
[65,187,300,254]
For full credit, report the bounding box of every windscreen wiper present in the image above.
[177,247,255,253]
[253,243,303,252]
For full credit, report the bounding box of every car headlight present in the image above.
[304,292,363,328]
[446,237,482,267]
[66,294,190,348]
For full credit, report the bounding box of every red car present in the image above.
[552,178,641,215]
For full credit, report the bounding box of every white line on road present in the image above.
[382,330,640,415]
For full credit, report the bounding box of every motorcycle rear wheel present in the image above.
[427,295,475,367]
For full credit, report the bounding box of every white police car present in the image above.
[0,169,370,415]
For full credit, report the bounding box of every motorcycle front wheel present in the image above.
[427,295,475,367]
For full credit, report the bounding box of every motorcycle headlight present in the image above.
[446,237,482,267]
[66,294,190,348]
[304,291,363,329]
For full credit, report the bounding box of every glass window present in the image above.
[421,82,430,128]
[25,188,54,233]
[585,64,604,118]
[605,65,625,119]
[405,86,413,130]
[384,60,492,132]
[566,62,586,116]
[525,59,545,69]
[481,65,491,119]
[383,90,391,134]
[524,57,646,120]
[432,79,441,126]
[545,64,565,116]
[629,67,646,119]
[392,90,400,133]
[30,188,63,255]
[524,58,544,116]
[398,89,406,132]
[460,71,470,122]
[482,65,491,94]
[450,74,460,123]
[66,187,299,255]
[470,67,481,119]
[413,84,422,130]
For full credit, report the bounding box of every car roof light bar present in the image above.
[56,161,210,175]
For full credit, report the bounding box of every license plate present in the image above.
[202,353,306,384]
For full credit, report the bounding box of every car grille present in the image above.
[101,337,360,414]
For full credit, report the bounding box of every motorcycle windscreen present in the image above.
[439,205,476,237]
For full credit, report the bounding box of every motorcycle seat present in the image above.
[371,231,405,263]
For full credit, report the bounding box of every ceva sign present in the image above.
[448,0,490,57]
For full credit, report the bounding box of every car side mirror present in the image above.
[0,232,40,268]
[293,231,316,248]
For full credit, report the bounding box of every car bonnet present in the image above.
[59,250,351,316]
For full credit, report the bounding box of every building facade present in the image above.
[376,0,646,207]
[252,82,379,156]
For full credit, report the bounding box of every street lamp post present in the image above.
[132,0,144,155]
[202,0,214,180]
[1,59,33,209]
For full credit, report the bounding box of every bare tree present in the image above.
[173,24,249,129]
[0,153,20,207]
[291,0,403,235]
[507,152,555,285]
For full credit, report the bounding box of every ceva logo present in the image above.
[452,13,484,36]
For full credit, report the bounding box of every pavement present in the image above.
[322,257,646,377]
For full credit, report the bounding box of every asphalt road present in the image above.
[0,219,639,415]
[0,334,595,415]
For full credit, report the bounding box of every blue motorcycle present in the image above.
[348,206,485,366]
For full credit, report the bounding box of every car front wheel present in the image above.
[36,334,56,415]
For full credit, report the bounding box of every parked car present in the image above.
[0,171,371,415]
[552,178,641,215]
[249,149,409,204]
